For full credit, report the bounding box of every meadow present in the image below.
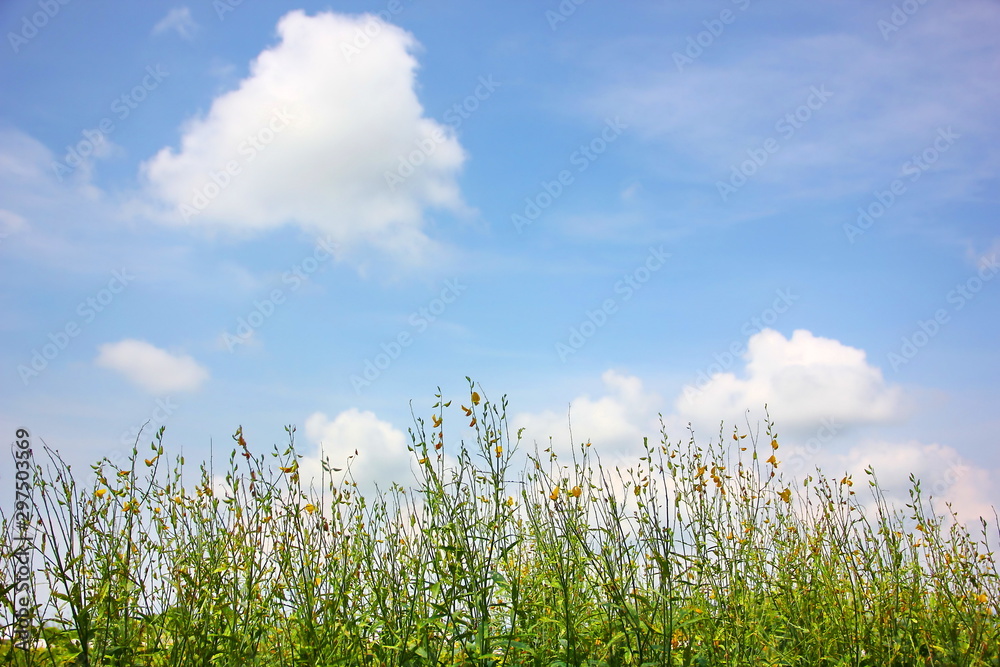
[2,382,998,666]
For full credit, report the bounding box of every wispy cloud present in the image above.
[152,7,200,41]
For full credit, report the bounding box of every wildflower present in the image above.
[778,488,792,504]
[471,391,481,405]
[550,486,560,500]
[507,496,515,507]
[495,445,503,458]
[280,464,297,474]
[117,470,130,477]
[975,593,988,604]
[304,504,316,514]
[418,457,428,465]
[766,454,779,467]
[95,488,108,498]
[570,486,582,498]
[144,456,158,466]
[432,414,442,428]
[771,438,779,450]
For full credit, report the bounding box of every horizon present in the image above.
[1,1,998,523]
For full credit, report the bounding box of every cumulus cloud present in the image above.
[141,10,466,269]
[95,339,209,394]
[677,329,904,437]
[152,7,199,40]
[514,370,663,459]
[302,408,414,493]
[814,439,998,525]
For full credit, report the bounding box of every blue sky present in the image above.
[1,1,998,519]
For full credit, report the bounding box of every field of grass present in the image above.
[2,382,998,666]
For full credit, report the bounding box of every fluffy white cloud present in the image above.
[141,10,466,269]
[303,408,414,493]
[812,439,999,525]
[677,329,904,437]
[95,339,209,394]
[514,370,663,459]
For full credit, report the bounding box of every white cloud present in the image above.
[141,10,467,270]
[95,339,209,394]
[677,329,904,437]
[822,439,998,525]
[152,7,199,40]
[514,369,662,459]
[302,408,414,493]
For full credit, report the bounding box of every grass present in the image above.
[1,380,998,666]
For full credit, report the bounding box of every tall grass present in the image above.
[2,381,998,666]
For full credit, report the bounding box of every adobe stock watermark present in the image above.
[682,288,799,400]
[340,0,415,62]
[7,0,71,54]
[887,253,998,371]
[843,126,959,244]
[512,117,628,233]
[556,246,671,362]
[17,269,135,386]
[717,84,833,202]
[673,0,752,72]
[11,427,35,650]
[51,65,169,182]
[877,0,933,41]
[546,0,589,31]
[351,278,467,393]
[385,75,501,192]
[179,108,295,221]
[213,0,245,21]
[223,236,338,351]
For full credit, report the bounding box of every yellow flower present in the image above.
[280,464,297,474]
[432,414,442,428]
[766,454,779,467]
[471,391,481,405]
[117,470,130,477]
[570,486,582,498]
[771,438,779,450]
[779,488,792,504]
[304,503,316,514]
[144,456,158,467]
[495,445,503,458]
[975,593,988,604]
[95,488,108,498]
[549,486,560,500]
[507,496,515,507]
